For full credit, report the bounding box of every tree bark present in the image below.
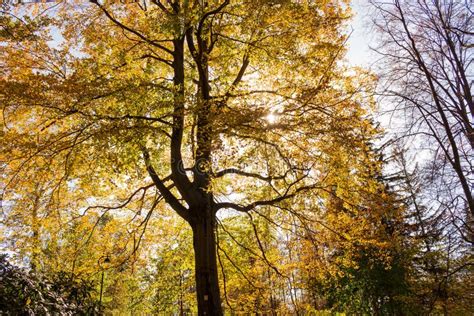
[190,208,223,315]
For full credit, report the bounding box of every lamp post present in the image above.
[98,255,110,312]
[179,268,191,316]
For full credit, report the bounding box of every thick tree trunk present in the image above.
[190,210,223,316]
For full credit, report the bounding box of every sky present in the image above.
[346,0,433,169]
[346,0,376,68]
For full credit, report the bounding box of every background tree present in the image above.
[384,145,474,314]
[1,1,380,314]
[370,0,474,313]
[371,0,473,231]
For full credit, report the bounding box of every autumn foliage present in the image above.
[0,0,472,314]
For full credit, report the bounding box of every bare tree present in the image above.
[372,0,473,232]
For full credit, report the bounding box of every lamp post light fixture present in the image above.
[98,255,111,312]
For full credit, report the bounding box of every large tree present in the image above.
[1,1,377,313]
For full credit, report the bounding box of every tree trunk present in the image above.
[191,210,223,315]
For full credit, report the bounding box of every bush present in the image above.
[0,254,98,315]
